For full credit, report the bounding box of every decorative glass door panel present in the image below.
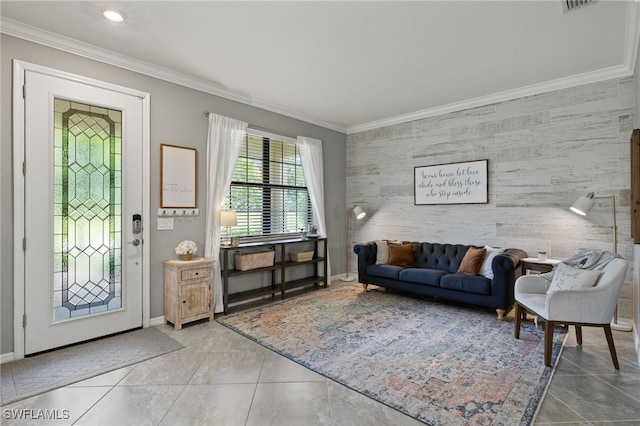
[53,99,123,321]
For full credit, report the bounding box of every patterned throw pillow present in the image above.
[547,262,601,293]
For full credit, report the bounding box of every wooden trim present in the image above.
[631,129,640,243]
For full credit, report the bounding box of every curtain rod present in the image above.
[204,111,314,143]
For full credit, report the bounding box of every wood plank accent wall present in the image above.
[347,77,634,271]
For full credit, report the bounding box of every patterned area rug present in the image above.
[1,327,183,405]
[218,283,566,425]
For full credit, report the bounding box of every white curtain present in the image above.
[204,113,248,313]
[298,136,331,280]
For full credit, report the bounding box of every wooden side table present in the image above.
[521,257,561,275]
[163,258,215,330]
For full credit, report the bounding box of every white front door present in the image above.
[18,64,148,355]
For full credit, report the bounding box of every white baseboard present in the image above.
[1,352,15,364]
[331,273,358,283]
[149,316,165,327]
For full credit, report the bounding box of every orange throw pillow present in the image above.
[387,242,413,267]
[457,247,487,275]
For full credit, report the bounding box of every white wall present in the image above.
[1,34,348,355]
[347,77,635,320]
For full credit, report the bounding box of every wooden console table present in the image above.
[221,237,328,314]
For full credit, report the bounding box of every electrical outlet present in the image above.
[157,217,174,230]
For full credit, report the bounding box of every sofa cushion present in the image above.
[366,264,405,280]
[441,274,492,295]
[398,268,446,287]
[413,243,470,273]
[388,242,413,266]
[457,247,486,275]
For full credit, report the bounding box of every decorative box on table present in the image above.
[290,251,314,262]
[234,250,275,271]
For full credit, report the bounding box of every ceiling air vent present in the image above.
[562,0,596,13]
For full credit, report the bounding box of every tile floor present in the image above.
[1,298,639,425]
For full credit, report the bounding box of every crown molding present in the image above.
[346,64,633,135]
[348,6,640,135]
[0,18,348,134]
[3,9,638,137]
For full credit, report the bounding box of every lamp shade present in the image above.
[353,205,366,220]
[220,210,237,226]
[570,192,595,216]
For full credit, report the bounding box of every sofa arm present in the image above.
[353,241,377,280]
[514,275,549,296]
[490,248,528,307]
[493,248,528,272]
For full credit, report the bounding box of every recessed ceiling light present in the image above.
[103,9,125,23]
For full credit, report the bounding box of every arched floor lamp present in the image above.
[341,205,366,282]
[570,192,632,332]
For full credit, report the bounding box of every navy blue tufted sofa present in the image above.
[353,242,527,320]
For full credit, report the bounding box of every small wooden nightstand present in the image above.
[163,258,215,330]
[521,257,561,275]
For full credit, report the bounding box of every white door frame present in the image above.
[12,60,151,360]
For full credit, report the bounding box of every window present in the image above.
[226,133,312,240]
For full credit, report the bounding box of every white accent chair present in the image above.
[514,258,628,369]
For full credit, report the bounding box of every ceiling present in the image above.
[1,1,638,134]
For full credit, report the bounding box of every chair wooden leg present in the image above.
[496,309,505,321]
[575,325,582,345]
[544,320,554,367]
[603,324,620,370]
[514,303,522,339]
[362,284,368,292]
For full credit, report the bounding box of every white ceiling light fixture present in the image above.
[102,9,125,23]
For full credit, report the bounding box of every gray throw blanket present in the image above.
[541,248,622,282]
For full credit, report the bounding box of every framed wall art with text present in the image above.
[414,160,488,205]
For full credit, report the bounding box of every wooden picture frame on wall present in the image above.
[414,159,488,205]
[631,129,640,243]
[160,144,197,208]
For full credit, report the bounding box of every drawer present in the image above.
[181,267,211,281]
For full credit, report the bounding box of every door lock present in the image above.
[132,214,142,234]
